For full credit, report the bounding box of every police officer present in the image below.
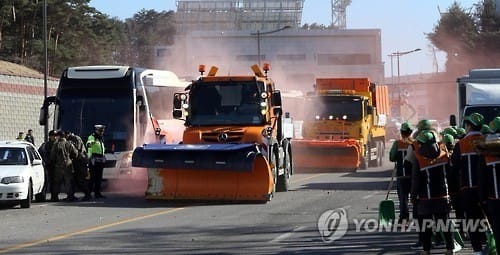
[66,131,92,201]
[50,130,78,202]
[87,125,106,199]
[451,112,486,254]
[410,130,454,255]
[478,116,500,249]
[389,122,414,224]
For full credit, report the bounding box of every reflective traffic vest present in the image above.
[87,133,105,157]
[414,147,450,200]
[458,133,484,189]
[396,138,414,177]
[484,155,500,199]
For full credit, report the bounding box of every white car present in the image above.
[0,141,45,208]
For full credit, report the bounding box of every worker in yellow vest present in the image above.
[87,124,106,199]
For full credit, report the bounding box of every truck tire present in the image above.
[368,140,378,167]
[376,141,384,167]
[360,157,368,170]
[276,141,291,192]
[269,144,278,197]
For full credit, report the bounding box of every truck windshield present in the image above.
[57,90,133,152]
[464,106,500,126]
[305,96,363,121]
[187,81,265,126]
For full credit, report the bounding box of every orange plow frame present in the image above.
[145,154,273,201]
[293,139,361,170]
[132,143,274,202]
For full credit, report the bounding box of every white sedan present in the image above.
[0,141,45,208]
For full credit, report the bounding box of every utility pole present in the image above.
[250,26,291,67]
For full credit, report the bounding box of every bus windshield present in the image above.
[304,96,363,121]
[188,81,265,126]
[57,90,133,152]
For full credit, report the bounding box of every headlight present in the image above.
[119,152,132,168]
[1,176,24,184]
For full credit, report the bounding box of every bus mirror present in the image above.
[271,91,282,107]
[449,114,457,126]
[173,109,183,119]
[139,105,147,124]
[39,107,47,126]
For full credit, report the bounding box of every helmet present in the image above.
[442,134,455,144]
[417,119,431,131]
[94,124,106,131]
[481,124,493,135]
[456,127,466,138]
[490,117,500,133]
[464,112,484,127]
[400,122,412,132]
[48,130,56,136]
[442,127,457,137]
[417,130,435,144]
[55,130,65,137]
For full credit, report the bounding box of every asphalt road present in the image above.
[0,157,476,255]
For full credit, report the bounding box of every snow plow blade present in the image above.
[293,139,361,170]
[132,143,273,202]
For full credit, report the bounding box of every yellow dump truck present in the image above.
[132,64,293,202]
[293,78,390,171]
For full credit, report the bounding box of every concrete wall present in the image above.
[0,73,58,147]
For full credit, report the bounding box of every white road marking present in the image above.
[270,226,308,243]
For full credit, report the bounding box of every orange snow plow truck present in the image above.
[132,64,293,202]
[293,78,389,171]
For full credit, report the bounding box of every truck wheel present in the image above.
[269,144,278,197]
[368,141,377,167]
[377,141,384,167]
[276,141,291,192]
[360,157,368,170]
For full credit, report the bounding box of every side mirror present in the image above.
[449,114,457,126]
[139,105,147,124]
[39,107,48,126]
[32,159,42,166]
[367,105,374,115]
[271,91,282,107]
[173,93,186,110]
[273,107,282,116]
[39,96,57,126]
[173,109,183,119]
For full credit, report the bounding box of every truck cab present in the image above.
[454,69,500,126]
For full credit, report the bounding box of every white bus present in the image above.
[39,66,189,183]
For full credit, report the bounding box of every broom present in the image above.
[479,204,497,255]
[378,166,397,226]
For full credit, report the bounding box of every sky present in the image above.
[89,0,478,77]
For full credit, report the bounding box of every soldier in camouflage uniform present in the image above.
[49,130,78,202]
[65,131,92,201]
[37,130,57,202]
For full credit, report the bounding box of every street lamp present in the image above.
[250,25,292,67]
[389,48,421,84]
[388,48,421,119]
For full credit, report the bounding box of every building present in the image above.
[154,0,384,90]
